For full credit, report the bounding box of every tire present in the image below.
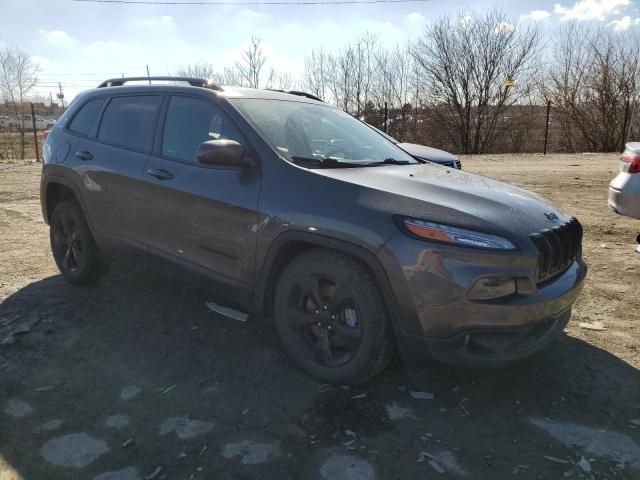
[49,200,107,285]
[274,248,395,384]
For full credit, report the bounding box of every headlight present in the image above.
[399,218,517,250]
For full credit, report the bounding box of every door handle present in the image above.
[147,168,174,180]
[75,151,93,161]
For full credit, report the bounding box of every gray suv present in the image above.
[40,77,587,383]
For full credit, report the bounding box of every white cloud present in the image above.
[132,15,175,29]
[238,8,271,19]
[553,0,631,21]
[85,40,121,53]
[407,12,425,22]
[382,21,394,29]
[37,29,74,46]
[31,55,50,65]
[521,9,552,21]
[495,21,516,34]
[608,15,640,30]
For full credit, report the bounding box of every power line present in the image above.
[38,73,124,76]
[71,0,431,5]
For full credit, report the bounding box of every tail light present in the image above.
[42,129,50,142]
[621,154,640,173]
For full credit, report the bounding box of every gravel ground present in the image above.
[0,154,639,480]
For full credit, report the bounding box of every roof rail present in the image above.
[267,89,324,102]
[97,76,223,91]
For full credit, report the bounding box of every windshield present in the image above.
[368,124,398,144]
[229,98,418,165]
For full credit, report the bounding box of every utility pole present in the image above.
[414,66,419,141]
[543,100,551,155]
[57,83,65,109]
[146,65,151,84]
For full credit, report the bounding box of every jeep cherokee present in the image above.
[40,76,587,384]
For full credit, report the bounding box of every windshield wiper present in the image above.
[291,156,413,169]
[362,158,413,166]
[291,156,362,168]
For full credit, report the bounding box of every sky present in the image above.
[1,0,640,102]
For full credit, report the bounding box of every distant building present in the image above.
[0,100,65,118]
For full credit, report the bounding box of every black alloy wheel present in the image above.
[274,248,394,384]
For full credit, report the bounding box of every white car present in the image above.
[608,142,640,219]
[5,114,52,130]
[367,125,462,169]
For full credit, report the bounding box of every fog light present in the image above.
[468,277,516,300]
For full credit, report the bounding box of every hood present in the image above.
[397,143,458,163]
[315,163,571,248]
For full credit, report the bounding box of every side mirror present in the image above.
[197,139,251,167]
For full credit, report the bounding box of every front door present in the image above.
[139,94,261,291]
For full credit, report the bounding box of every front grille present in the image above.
[529,217,583,282]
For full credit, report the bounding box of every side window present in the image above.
[68,98,106,137]
[98,95,161,153]
[161,96,244,163]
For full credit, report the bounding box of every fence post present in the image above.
[543,100,551,155]
[383,102,389,133]
[621,98,631,153]
[30,103,39,162]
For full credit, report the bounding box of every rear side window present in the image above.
[161,96,244,163]
[68,98,105,137]
[98,95,161,153]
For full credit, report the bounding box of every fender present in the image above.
[254,230,402,330]
[40,172,96,235]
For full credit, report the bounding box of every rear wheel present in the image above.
[274,249,394,384]
[50,200,107,285]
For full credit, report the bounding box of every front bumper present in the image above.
[378,232,587,367]
[422,307,571,367]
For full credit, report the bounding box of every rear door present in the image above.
[79,94,163,247]
[139,94,261,291]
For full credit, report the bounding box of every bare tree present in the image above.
[233,36,275,88]
[176,61,218,79]
[0,46,38,159]
[302,33,378,115]
[543,23,640,152]
[271,71,296,90]
[303,47,329,101]
[351,33,377,117]
[412,9,540,153]
[369,44,415,139]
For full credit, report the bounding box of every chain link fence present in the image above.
[2,100,638,161]
[365,102,639,155]
[0,129,42,162]
[0,102,63,162]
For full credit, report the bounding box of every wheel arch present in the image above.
[42,175,93,233]
[255,232,401,329]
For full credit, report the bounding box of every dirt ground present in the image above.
[0,154,639,480]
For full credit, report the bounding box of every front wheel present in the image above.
[50,200,107,285]
[274,249,395,384]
